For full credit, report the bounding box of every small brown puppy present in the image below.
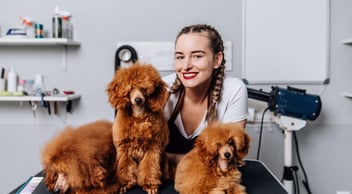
[175,122,250,194]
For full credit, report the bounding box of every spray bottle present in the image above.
[20,16,35,38]
[52,6,62,38]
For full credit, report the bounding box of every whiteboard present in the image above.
[242,0,330,84]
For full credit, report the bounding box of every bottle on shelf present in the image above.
[61,11,73,40]
[7,68,17,93]
[32,74,45,95]
[20,16,35,38]
[52,6,62,38]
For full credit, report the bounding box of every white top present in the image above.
[163,73,248,139]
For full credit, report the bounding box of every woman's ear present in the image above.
[213,52,223,69]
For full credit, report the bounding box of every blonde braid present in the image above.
[206,62,225,123]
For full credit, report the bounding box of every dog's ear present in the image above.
[195,133,218,166]
[147,81,169,112]
[232,128,251,160]
[106,74,131,109]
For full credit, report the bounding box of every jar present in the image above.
[24,79,34,95]
[35,23,44,38]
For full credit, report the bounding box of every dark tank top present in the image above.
[165,89,197,154]
[165,120,196,154]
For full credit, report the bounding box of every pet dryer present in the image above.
[248,86,322,194]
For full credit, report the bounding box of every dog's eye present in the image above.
[216,142,221,147]
[227,139,234,145]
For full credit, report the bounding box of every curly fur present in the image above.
[107,62,169,194]
[41,120,119,194]
[175,123,250,194]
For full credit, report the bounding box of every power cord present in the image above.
[256,107,271,160]
[293,131,313,194]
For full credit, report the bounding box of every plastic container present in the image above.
[24,79,34,95]
[62,15,73,40]
[32,74,44,95]
[20,17,35,38]
[7,68,17,93]
[17,79,25,93]
[35,23,44,38]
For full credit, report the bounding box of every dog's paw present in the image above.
[143,187,159,194]
[119,186,127,194]
[237,159,246,167]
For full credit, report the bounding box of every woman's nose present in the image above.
[182,58,193,70]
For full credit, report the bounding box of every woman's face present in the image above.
[174,33,222,90]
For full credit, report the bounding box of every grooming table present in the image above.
[10,160,287,194]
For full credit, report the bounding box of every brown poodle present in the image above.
[174,122,251,194]
[106,62,169,194]
[41,120,119,194]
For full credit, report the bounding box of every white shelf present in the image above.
[342,92,352,98]
[0,38,80,46]
[0,94,81,102]
[342,39,352,45]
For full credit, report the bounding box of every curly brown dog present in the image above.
[175,122,251,194]
[41,120,119,194]
[107,63,169,194]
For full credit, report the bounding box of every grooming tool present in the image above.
[40,93,51,115]
[0,67,4,79]
[6,28,27,37]
[52,88,60,115]
[29,101,37,119]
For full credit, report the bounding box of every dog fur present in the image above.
[41,120,118,194]
[107,63,169,194]
[174,122,250,194]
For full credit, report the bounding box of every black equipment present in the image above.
[247,86,322,121]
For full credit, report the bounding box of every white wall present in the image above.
[0,0,351,193]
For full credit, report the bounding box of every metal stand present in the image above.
[274,115,306,194]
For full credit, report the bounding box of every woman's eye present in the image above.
[175,55,184,60]
[192,55,202,59]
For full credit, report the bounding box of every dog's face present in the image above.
[44,162,72,194]
[195,123,250,172]
[107,62,168,114]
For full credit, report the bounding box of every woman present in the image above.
[163,24,248,165]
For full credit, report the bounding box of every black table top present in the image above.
[10,160,288,194]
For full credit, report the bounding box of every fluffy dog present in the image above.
[41,120,119,194]
[174,123,251,194]
[107,63,169,194]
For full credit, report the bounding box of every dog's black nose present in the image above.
[224,152,232,159]
[135,97,143,105]
[54,188,61,194]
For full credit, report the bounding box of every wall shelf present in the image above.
[0,94,81,102]
[0,94,81,117]
[342,39,352,45]
[0,38,80,46]
[342,92,352,98]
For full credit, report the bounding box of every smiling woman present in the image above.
[162,24,249,166]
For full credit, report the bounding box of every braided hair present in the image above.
[169,24,226,124]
